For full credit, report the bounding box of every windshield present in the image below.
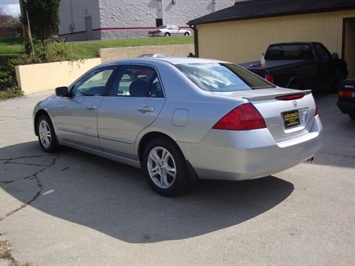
[175,63,275,92]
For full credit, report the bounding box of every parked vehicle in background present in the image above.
[138,53,166,58]
[239,42,348,92]
[52,34,66,42]
[337,78,355,120]
[148,25,191,37]
[33,57,322,196]
[134,54,166,76]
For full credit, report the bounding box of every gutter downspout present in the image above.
[189,24,199,57]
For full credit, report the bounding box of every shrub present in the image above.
[0,38,82,99]
[0,58,18,92]
[18,38,82,64]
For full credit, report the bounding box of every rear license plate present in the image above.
[283,110,300,128]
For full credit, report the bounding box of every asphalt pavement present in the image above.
[0,90,354,265]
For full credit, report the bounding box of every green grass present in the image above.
[0,36,194,59]
[70,36,194,58]
[0,37,25,59]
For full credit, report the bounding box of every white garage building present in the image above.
[58,0,234,41]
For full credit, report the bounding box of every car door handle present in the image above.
[86,104,97,110]
[137,105,154,113]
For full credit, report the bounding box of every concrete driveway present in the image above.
[0,90,354,265]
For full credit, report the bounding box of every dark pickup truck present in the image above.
[239,42,348,91]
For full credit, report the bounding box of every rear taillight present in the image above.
[213,103,266,130]
[314,98,318,116]
[264,71,274,83]
[338,90,355,98]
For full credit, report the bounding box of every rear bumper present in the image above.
[180,116,322,181]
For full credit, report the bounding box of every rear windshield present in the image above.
[265,44,313,60]
[175,63,275,92]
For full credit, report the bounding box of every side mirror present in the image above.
[331,52,339,59]
[55,86,70,97]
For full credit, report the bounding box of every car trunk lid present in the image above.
[213,88,318,143]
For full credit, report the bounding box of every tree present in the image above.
[0,9,22,38]
[23,0,61,40]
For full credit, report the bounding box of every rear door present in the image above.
[98,65,165,158]
[170,25,180,35]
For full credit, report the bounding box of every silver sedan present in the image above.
[33,57,323,196]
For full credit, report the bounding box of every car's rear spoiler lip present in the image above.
[243,89,312,101]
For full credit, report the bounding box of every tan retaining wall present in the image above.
[15,44,194,94]
[99,44,194,62]
[15,58,102,94]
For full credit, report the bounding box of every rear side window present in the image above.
[175,63,275,92]
[109,65,164,98]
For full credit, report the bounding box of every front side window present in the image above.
[175,63,275,92]
[71,66,116,96]
[314,43,331,61]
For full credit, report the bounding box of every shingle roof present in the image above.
[188,0,355,26]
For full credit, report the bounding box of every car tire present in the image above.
[184,32,190,36]
[142,138,190,196]
[37,114,59,153]
[164,33,170,37]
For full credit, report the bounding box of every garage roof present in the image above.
[188,0,355,25]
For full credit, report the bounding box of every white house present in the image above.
[58,0,234,41]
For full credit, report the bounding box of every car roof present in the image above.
[103,57,230,67]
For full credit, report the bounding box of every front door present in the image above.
[53,65,117,148]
